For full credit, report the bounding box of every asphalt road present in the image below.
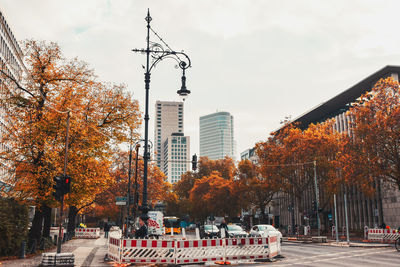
[255,242,400,267]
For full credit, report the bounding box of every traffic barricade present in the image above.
[120,239,176,264]
[175,239,224,264]
[367,229,383,242]
[108,237,121,262]
[75,228,100,239]
[108,234,280,265]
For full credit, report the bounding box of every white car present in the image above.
[226,224,248,237]
[250,224,282,243]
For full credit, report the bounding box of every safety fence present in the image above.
[367,228,400,242]
[75,227,100,239]
[108,235,280,265]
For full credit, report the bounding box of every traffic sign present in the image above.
[116,196,127,206]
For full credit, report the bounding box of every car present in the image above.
[226,224,248,237]
[200,224,220,238]
[250,224,282,243]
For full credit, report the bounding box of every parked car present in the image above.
[226,224,248,237]
[200,224,220,238]
[250,224,282,243]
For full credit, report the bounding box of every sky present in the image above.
[2,0,400,160]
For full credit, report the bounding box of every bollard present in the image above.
[19,241,26,259]
[195,228,200,239]
[170,227,174,236]
[364,226,369,240]
[221,228,226,238]
[182,228,186,239]
[332,226,336,239]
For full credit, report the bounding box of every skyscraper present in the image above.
[154,101,184,168]
[199,111,235,160]
[154,101,189,184]
[163,133,190,184]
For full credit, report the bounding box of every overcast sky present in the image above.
[2,0,400,160]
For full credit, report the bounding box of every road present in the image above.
[257,242,400,267]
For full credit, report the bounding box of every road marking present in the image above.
[275,248,397,266]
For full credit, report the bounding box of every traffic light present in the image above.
[63,175,71,194]
[192,154,197,171]
[53,176,63,201]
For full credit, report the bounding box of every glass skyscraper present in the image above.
[199,111,235,160]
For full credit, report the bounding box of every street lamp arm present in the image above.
[131,48,191,73]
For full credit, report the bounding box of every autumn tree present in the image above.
[0,40,141,246]
[235,159,279,223]
[346,77,400,191]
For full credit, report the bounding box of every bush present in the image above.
[0,198,29,256]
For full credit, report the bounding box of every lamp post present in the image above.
[132,9,191,218]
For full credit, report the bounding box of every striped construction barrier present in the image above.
[75,228,100,239]
[368,228,400,242]
[108,235,280,265]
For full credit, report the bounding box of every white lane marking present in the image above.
[274,248,397,266]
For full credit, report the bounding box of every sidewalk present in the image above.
[0,236,110,267]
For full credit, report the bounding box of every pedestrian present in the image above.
[104,222,110,238]
[219,219,228,235]
[135,215,148,239]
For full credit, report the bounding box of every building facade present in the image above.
[162,133,190,184]
[0,8,26,192]
[154,101,184,169]
[199,111,235,160]
[274,66,400,231]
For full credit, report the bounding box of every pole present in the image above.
[125,131,133,237]
[344,193,350,243]
[141,9,151,216]
[313,160,320,236]
[57,111,70,253]
[334,194,339,243]
[134,144,140,217]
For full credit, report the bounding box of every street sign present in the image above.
[116,196,127,206]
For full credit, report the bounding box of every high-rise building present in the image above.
[199,111,235,160]
[162,133,190,184]
[154,101,184,168]
[0,9,26,192]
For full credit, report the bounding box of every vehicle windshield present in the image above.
[227,225,243,231]
[164,217,180,228]
[204,225,219,231]
[258,225,275,231]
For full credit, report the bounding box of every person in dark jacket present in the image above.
[135,215,148,239]
[104,222,110,238]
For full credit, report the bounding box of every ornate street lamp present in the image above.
[132,9,191,217]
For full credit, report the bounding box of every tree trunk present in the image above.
[42,205,52,238]
[67,206,78,235]
[28,206,44,250]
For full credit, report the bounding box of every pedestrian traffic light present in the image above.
[192,154,197,171]
[53,176,63,201]
[63,175,71,194]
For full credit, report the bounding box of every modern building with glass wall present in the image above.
[162,133,190,184]
[199,111,235,160]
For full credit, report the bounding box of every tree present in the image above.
[347,77,400,191]
[0,40,141,245]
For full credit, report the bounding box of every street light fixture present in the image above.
[132,9,191,218]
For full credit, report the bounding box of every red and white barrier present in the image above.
[368,228,400,242]
[75,228,100,239]
[108,237,121,262]
[108,235,280,265]
[175,239,225,264]
[120,239,176,264]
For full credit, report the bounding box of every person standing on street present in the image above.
[104,222,110,238]
[135,215,148,239]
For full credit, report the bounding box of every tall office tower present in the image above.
[163,133,190,184]
[199,111,235,160]
[0,9,26,190]
[154,101,184,168]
